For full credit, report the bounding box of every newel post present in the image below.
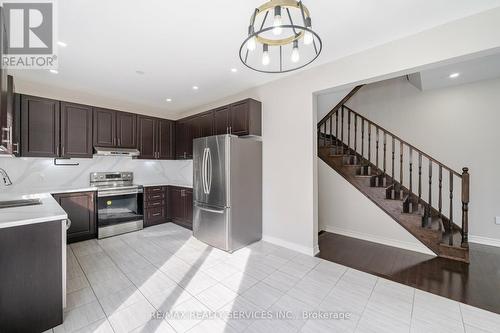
[461,167,470,248]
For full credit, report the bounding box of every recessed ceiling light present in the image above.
[192,86,199,90]
[136,70,145,75]
[57,41,67,47]
[166,98,172,102]
[231,68,238,73]
[449,73,460,79]
[49,69,58,74]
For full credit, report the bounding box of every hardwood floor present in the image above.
[318,231,500,315]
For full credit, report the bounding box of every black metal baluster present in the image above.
[383,132,386,174]
[329,115,333,146]
[409,148,413,194]
[361,119,365,158]
[391,137,395,184]
[354,115,357,154]
[418,153,422,210]
[347,110,351,154]
[376,128,379,170]
[428,160,433,208]
[400,141,404,185]
[368,123,372,166]
[438,166,443,217]
[449,172,454,246]
[335,110,339,150]
[341,106,344,146]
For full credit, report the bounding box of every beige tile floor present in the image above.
[44,223,500,333]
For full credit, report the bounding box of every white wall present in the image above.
[176,7,500,255]
[343,76,500,244]
[0,157,192,195]
[318,159,435,255]
[4,8,500,255]
[316,88,352,121]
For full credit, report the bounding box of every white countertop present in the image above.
[0,193,68,229]
[0,182,192,229]
[141,182,193,188]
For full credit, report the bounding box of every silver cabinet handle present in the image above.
[66,219,72,230]
[1,127,11,144]
[13,142,19,154]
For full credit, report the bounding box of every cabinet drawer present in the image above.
[146,199,165,208]
[145,186,166,194]
[145,206,167,226]
[145,192,166,202]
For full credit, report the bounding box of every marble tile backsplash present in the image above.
[0,156,193,194]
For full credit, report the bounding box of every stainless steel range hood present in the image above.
[94,147,140,157]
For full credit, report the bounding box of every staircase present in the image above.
[318,86,470,263]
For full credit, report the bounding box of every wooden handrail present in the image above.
[342,106,462,178]
[317,85,364,127]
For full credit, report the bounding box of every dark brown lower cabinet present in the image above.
[53,191,96,243]
[0,220,63,332]
[168,186,193,230]
[144,186,168,227]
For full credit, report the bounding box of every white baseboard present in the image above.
[322,226,436,256]
[262,235,317,256]
[469,235,500,247]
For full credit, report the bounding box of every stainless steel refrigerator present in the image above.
[193,134,262,252]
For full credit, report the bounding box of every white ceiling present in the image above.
[410,52,500,91]
[10,0,500,117]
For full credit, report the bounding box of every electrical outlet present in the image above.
[496,217,500,225]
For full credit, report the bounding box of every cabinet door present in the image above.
[0,76,14,154]
[21,95,60,157]
[193,112,214,139]
[54,192,96,243]
[168,187,185,220]
[137,116,156,159]
[214,106,230,135]
[175,120,193,159]
[93,108,116,147]
[229,101,249,136]
[157,119,174,159]
[116,111,137,148]
[60,102,93,158]
[184,189,193,226]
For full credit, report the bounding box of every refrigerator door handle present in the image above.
[195,203,225,214]
[202,147,209,194]
[207,148,212,194]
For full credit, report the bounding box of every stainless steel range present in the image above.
[90,172,143,238]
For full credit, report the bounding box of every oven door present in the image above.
[97,190,143,238]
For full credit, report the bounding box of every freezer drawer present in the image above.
[193,203,229,251]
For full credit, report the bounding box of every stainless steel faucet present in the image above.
[0,168,12,186]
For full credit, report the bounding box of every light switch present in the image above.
[496,217,500,225]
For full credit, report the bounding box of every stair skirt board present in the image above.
[320,226,436,256]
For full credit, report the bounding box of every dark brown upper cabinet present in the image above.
[60,102,93,158]
[116,111,137,148]
[213,106,230,135]
[193,112,214,139]
[137,115,156,159]
[137,115,174,160]
[93,107,115,147]
[21,95,60,157]
[0,76,15,155]
[93,108,136,149]
[157,118,175,159]
[175,119,194,160]
[230,99,261,136]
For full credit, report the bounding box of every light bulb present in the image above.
[304,31,313,45]
[247,36,256,51]
[273,6,282,35]
[291,42,300,63]
[262,44,270,66]
[262,51,270,66]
